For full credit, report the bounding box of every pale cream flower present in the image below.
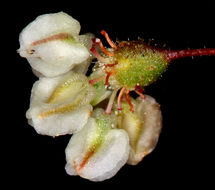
[116,95,162,165]
[26,72,95,136]
[18,12,93,77]
[65,109,129,181]
[19,12,164,182]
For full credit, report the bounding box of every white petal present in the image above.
[78,33,95,51]
[71,33,95,74]
[118,95,162,165]
[19,12,80,49]
[31,68,44,78]
[72,58,92,74]
[26,72,95,136]
[27,104,92,136]
[29,72,94,106]
[65,117,129,181]
[133,96,162,159]
[18,12,92,77]
[26,40,90,77]
[65,163,78,176]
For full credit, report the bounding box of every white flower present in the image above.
[19,12,164,181]
[117,95,162,165]
[26,72,95,136]
[65,109,129,181]
[18,12,93,77]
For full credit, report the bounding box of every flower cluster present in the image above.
[19,12,162,181]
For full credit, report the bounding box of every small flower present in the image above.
[64,96,162,181]
[116,95,162,165]
[18,12,93,77]
[19,12,164,181]
[65,109,129,181]
[26,72,95,136]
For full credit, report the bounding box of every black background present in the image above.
[5,0,215,188]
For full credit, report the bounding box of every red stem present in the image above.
[101,30,117,50]
[126,90,134,112]
[105,70,115,87]
[89,76,105,85]
[117,87,125,110]
[167,48,215,61]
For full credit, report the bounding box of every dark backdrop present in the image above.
[5,0,214,188]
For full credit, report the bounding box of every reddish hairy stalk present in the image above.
[117,87,125,110]
[89,76,105,85]
[126,90,134,112]
[135,90,145,100]
[90,46,110,63]
[95,38,114,57]
[105,70,115,87]
[104,61,118,68]
[135,84,144,93]
[105,89,118,114]
[134,84,145,99]
[101,30,117,50]
[167,48,215,61]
